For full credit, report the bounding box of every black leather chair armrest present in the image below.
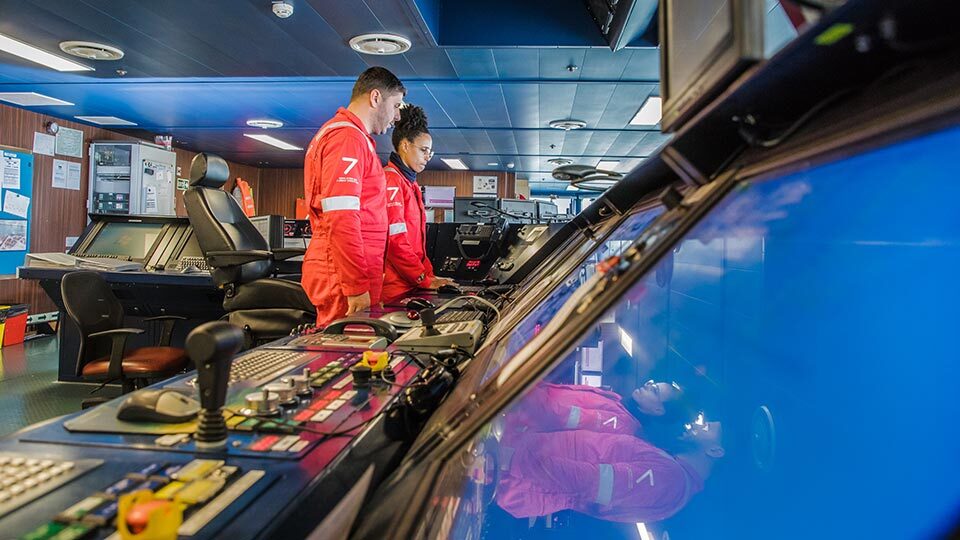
[271,248,306,261]
[88,328,144,379]
[205,250,273,268]
[143,316,187,347]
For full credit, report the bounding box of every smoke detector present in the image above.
[547,157,573,166]
[549,119,587,131]
[246,119,284,129]
[59,41,124,61]
[272,1,294,18]
[349,34,412,55]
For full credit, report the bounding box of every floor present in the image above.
[0,336,120,437]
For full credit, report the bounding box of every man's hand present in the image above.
[426,277,455,290]
[345,292,371,316]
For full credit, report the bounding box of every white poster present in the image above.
[3,191,30,218]
[66,161,82,191]
[52,159,68,189]
[2,155,20,189]
[32,132,55,156]
[423,186,455,208]
[472,175,498,198]
[55,126,84,158]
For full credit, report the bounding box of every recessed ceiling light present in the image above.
[243,133,303,151]
[549,119,586,131]
[349,34,412,55]
[0,92,73,106]
[506,162,515,169]
[630,96,662,126]
[75,116,137,126]
[246,119,284,129]
[59,41,124,61]
[547,157,573,166]
[441,158,468,170]
[0,32,93,71]
[597,160,620,170]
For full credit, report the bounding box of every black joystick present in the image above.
[420,308,440,337]
[187,321,244,451]
[350,364,372,390]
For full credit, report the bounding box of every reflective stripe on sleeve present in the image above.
[596,463,614,506]
[388,222,407,235]
[320,196,360,212]
[565,406,582,429]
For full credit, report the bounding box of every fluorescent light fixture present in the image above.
[630,96,662,126]
[243,133,302,151]
[618,326,633,357]
[0,32,93,71]
[0,92,73,106]
[441,158,468,170]
[636,523,653,540]
[75,116,137,126]
[486,162,498,167]
[597,160,620,170]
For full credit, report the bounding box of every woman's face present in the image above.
[631,380,681,416]
[400,132,433,173]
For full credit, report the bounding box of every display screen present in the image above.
[480,206,663,385]
[666,0,734,100]
[418,125,960,539]
[85,222,164,259]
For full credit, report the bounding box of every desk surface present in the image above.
[18,265,216,287]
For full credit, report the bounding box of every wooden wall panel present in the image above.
[0,104,257,313]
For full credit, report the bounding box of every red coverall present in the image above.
[381,163,436,302]
[302,108,388,326]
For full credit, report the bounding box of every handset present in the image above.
[323,317,399,343]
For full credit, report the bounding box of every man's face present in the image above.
[372,90,404,135]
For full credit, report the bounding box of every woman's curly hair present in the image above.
[392,104,429,150]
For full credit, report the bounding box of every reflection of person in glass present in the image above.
[495,382,723,523]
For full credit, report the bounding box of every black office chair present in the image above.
[60,271,189,397]
[183,153,315,347]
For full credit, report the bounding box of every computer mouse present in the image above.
[404,297,435,311]
[438,284,462,295]
[116,389,200,423]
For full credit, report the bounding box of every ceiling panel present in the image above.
[0,0,669,175]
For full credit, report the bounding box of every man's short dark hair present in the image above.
[351,67,406,101]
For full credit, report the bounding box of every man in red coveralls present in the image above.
[302,67,406,326]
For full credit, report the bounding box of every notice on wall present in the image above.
[0,220,27,251]
[52,159,67,189]
[32,132,55,156]
[473,175,498,197]
[176,177,190,191]
[55,126,84,158]
[424,186,455,208]
[2,192,30,219]
[2,155,21,189]
[66,161,81,191]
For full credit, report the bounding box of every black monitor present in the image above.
[82,221,165,260]
[659,0,764,132]
[453,197,499,223]
[249,215,284,249]
[499,199,537,223]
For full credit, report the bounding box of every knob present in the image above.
[350,364,372,390]
[244,390,280,416]
[286,374,312,396]
[264,382,297,405]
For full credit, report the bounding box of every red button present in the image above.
[294,409,315,422]
[308,399,330,411]
[249,435,281,452]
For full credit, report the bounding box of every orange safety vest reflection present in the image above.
[234,177,256,216]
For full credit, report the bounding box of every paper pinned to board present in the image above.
[2,155,20,189]
[3,191,30,218]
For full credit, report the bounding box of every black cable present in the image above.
[736,86,857,148]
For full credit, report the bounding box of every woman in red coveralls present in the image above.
[381,104,455,303]
[301,67,406,326]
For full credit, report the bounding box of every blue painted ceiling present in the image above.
[0,0,795,186]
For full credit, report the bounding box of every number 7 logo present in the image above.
[342,157,358,174]
[387,187,400,201]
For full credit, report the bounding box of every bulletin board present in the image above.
[0,147,34,275]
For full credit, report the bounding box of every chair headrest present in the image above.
[190,153,230,188]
